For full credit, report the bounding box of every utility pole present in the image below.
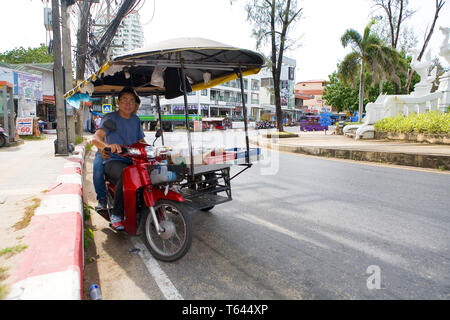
[61,0,76,144]
[75,0,93,137]
[52,0,69,155]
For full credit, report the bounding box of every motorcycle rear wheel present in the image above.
[143,199,192,262]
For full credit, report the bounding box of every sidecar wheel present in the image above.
[143,199,192,262]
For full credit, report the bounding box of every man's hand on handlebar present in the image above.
[100,148,111,159]
[104,143,123,154]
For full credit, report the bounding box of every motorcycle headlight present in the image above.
[127,148,141,156]
[145,146,156,158]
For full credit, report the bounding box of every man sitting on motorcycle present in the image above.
[92,95,141,211]
[91,87,146,230]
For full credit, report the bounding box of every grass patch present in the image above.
[0,266,9,300]
[0,267,9,281]
[86,143,93,153]
[20,135,46,141]
[83,203,95,248]
[264,131,299,138]
[13,198,41,231]
[0,245,28,259]
[84,228,94,248]
[84,202,93,221]
[75,135,84,145]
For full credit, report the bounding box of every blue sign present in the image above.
[102,104,112,113]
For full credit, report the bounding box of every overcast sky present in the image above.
[0,0,449,82]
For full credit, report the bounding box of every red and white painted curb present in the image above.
[7,142,87,300]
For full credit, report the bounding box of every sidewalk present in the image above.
[0,135,87,300]
[251,131,450,170]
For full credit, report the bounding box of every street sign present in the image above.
[16,117,33,135]
[102,104,112,113]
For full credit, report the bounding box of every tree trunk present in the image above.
[268,0,284,132]
[273,76,283,131]
[272,0,292,132]
[358,63,365,122]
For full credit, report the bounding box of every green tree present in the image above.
[240,0,303,132]
[338,20,404,121]
[324,50,419,114]
[0,44,53,64]
[322,71,359,113]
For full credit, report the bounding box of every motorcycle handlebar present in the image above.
[103,146,127,155]
[103,145,171,159]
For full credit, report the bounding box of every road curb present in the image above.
[252,138,450,170]
[7,141,87,300]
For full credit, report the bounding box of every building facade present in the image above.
[294,79,330,113]
[159,75,261,121]
[259,56,299,121]
[111,11,145,57]
[93,10,145,59]
[157,56,298,122]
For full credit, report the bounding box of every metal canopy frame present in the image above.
[65,38,264,180]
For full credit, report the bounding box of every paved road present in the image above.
[84,130,450,299]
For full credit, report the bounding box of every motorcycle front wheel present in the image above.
[143,199,193,262]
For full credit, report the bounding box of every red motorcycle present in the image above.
[0,125,8,147]
[98,129,192,262]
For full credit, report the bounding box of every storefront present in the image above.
[36,95,56,129]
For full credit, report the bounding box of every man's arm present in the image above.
[91,128,122,153]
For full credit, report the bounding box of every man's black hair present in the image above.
[118,86,140,104]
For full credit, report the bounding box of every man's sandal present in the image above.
[110,221,124,231]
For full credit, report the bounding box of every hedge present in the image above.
[374,111,450,134]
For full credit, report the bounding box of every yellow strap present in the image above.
[191,68,261,91]
[64,61,111,99]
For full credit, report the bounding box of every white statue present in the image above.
[409,48,432,84]
[408,48,436,95]
[343,27,450,139]
[439,27,450,73]
[437,26,450,111]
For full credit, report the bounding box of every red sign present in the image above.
[16,117,33,135]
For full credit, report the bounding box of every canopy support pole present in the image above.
[155,94,164,146]
[180,58,194,180]
[237,67,251,165]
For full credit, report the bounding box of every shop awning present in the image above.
[43,95,55,104]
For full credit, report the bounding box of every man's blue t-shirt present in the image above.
[99,111,145,164]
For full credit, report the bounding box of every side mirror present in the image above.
[155,128,162,138]
[103,119,117,132]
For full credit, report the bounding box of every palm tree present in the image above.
[339,20,404,122]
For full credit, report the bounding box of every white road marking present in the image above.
[236,213,408,266]
[130,237,184,300]
[235,213,330,250]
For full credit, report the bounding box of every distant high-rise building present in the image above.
[111,10,145,57]
[93,10,145,59]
